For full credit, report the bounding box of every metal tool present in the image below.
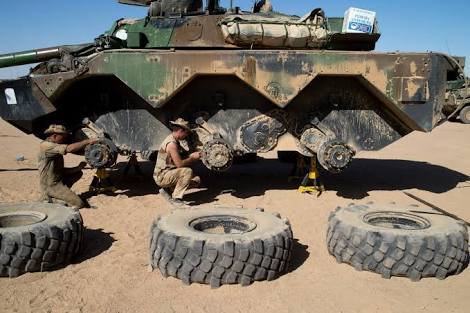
[403,191,470,227]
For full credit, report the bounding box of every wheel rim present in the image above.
[465,110,470,121]
[363,211,431,230]
[190,215,257,234]
[0,211,47,228]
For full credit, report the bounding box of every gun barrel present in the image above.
[0,47,62,69]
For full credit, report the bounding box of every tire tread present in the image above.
[150,210,293,287]
[0,205,84,278]
[326,205,469,281]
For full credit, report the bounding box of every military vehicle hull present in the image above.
[0,49,457,172]
[444,80,470,124]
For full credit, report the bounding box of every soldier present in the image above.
[38,124,97,208]
[154,118,201,204]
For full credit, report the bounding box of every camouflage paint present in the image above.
[79,49,443,131]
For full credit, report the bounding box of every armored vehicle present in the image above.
[0,0,466,173]
[443,62,470,124]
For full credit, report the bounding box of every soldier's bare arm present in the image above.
[66,138,98,154]
[167,142,200,168]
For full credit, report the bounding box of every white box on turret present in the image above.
[342,7,376,34]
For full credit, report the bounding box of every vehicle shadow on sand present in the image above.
[105,158,297,200]
[189,158,469,203]
[100,158,469,203]
[323,158,470,199]
[185,158,298,205]
[95,161,160,198]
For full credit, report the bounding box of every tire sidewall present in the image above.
[157,207,290,243]
[0,203,81,239]
[459,106,470,124]
[331,204,466,238]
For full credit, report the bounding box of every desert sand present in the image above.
[0,117,469,313]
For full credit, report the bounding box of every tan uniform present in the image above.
[154,134,196,199]
[38,140,84,208]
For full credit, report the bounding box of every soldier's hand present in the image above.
[78,161,87,169]
[190,151,201,161]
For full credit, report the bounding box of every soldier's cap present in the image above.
[44,124,70,135]
[170,118,191,131]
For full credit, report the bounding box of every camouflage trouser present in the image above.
[41,171,85,208]
[154,167,199,200]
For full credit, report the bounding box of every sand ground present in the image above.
[0,118,469,313]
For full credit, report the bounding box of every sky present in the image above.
[0,0,469,78]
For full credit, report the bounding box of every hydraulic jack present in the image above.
[297,156,325,196]
[89,168,116,193]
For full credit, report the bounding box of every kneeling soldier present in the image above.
[154,118,201,204]
[38,124,97,208]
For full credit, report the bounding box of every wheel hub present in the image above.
[201,139,234,171]
[190,215,257,234]
[0,211,47,228]
[318,140,355,173]
[363,211,431,230]
[85,138,118,169]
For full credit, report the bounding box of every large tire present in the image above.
[459,106,470,124]
[327,203,469,281]
[149,207,293,288]
[0,203,84,278]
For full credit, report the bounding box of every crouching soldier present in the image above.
[154,118,201,204]
[38,124,97,208]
